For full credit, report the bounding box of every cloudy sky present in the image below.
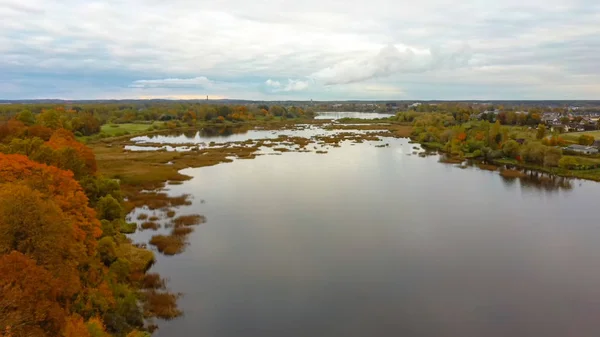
[1,0,600,100]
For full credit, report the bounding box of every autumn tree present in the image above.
[0,252,66,337]
[0,154,101,255]
[0,184,83,293]
[47,128,97,177]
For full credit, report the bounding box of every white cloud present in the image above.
[129,76,214,88]
[283,79,309,91]
[265,79,282,88]
[265,79,310,92]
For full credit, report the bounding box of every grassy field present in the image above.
[100,123,156,136]
[561,130,600,142]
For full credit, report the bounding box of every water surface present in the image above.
[134,135,600,337]
[315,111,394,120]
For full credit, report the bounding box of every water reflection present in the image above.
[138,136,600,337]
[499,168,573,193]
[132,125,255,144]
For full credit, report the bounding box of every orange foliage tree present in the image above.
[0,153,101,255]
[0,252,66,337]
[46,129,97,176]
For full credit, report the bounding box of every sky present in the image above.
[1,0,600,100]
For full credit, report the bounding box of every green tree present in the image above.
[502,140,520,158]
[543,147,562,167]
[536,124,546,139]
[16,110,36,125]
[96,195,123,221]
[578,134,595,146]
[520,143,546,165]
[269,106,286,117]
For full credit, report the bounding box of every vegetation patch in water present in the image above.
[143,290,182,320]
[141,221,160,230]
[149,235,186,255]
[172,227,194,236]
[478,163,499,171]
[500,169,527,178]
[141,273,166,290]
[172,214,206,227]
[439,157,464,164]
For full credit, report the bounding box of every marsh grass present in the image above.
[500,169,527,178]
[439,157,464,164]
[143,290,182,319]
[141,221,160,230]
[120,222,137,234]
[148,215,160,221]
[172,214,206,227]
[128,192,192,210]
[137,213,148,220]
[141,273,166,289]
[166,210,176,218]
[149,235,186,255]
[116,243,154,272]
[478,164,499,171]
[172,227,194,236]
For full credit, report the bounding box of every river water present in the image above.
[315,111,394,119]
[131,126,600,337]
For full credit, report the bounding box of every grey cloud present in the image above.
[310,44,472,85]
[1,0,600,99]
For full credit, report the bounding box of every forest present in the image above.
[0,116,181,336]
[0,103,315,137]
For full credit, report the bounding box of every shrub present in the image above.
[96,195,123,221]
[559,156,579,169]
[97,237,117,266]
[109,258,131,283]
[100,219,116,237]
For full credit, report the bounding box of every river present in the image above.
[130,125,600,337]
[315,111,394,119]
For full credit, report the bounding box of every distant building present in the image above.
[565,144,599,155]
